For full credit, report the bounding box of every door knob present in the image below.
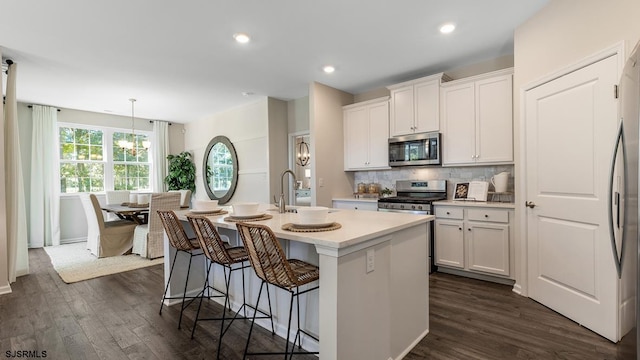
[526,201,536,209]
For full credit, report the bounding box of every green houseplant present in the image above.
[164,151,196,193]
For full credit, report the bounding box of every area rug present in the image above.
[43,242,164,283]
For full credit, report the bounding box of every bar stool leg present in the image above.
[191,260,214,339]
[283,291,295,359]
[265,283,276,334]
[216,264,234,360]
[178,253,194,329]
[159,249,180,315]
[242,280,266,360]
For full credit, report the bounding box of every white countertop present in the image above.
[176,205,432,250]
[433,200,516,209]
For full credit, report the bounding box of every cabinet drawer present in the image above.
[435,207,463,220]
[467,208,509,223]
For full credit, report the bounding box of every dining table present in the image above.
[101,203,149,224]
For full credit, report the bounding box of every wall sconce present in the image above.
[296,139,310,166]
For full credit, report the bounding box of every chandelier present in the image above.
[296,138,310,166]
[118,98,150,155]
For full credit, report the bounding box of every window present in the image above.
[59,124,152,194]
[209,142,233,192]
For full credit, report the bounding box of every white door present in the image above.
[525,54,619,341]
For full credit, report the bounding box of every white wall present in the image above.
[309,82,355,207]
[185,98,290,205]
[267,98,289,203]
[513,0,640,293]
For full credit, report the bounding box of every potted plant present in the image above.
[381,187,393,198]
[164,151,196,193]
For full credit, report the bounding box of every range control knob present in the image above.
[411,205,416,210]
[400,205,405,209]
[418,205,423,210]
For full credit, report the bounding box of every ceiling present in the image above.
[0,0,548,124]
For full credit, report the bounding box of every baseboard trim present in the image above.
[393,328,429,360]
[0,284,12,295]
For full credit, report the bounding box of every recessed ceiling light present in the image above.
[323,65,335,74]
[439,23,456,34]
[233,33,250,44]
[242,91,254,97]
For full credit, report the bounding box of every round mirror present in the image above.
[203,136,238,204]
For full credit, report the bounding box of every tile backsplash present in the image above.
[353,165,515,201]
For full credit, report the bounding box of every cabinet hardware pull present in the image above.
[458,227,462,230]
[525,201,536,209]
[446,211,450,215]
[468,228,471,231]
[484,214,489,218]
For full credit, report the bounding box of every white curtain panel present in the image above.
[30,105,60,247]
[4,62,29,281]
[152,120,169,192]
[0,49,11,292]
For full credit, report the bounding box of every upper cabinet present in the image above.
[440,68,513,166]
[387,73,451,137]
[343,97,390,171]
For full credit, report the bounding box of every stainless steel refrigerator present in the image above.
[614,41,640,359]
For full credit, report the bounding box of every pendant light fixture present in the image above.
[118,98,150,155]
[296,138,310,166]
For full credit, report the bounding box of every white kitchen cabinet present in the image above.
[387,73,449,136]
[343,97,390,171]
[441,68,513,166]
[434,203,514,281]
[434,219,465,269]
[332,199,378,211]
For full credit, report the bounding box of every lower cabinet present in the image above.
[332,199,378,211]
[434,204,514,280]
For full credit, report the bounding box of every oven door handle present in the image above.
[377,207,431,215]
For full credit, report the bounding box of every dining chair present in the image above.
[105,190,131,221]
[81,193,137,258]
[132,192,181,259]
[187,215,274,359]
[236,222,319,359]
[168,189,192,208]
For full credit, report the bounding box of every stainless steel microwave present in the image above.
[388,132,441,166]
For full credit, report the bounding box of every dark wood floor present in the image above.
[0,249,629,359]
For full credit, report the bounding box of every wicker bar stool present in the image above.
[187,215,275,359]
[157,210,224,329]
[236,222,320,359]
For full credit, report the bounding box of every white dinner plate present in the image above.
[230,213,266,220]
[190,208,223,214]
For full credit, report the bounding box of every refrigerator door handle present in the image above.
[608,119,626,279]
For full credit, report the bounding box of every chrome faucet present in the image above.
[278,169,297,213]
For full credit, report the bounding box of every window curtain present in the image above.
[4,62,29,281]
[30,105,60,247]
[152,120,169,192]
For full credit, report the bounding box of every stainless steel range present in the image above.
[378,179,447,273]
[377,180,447,215]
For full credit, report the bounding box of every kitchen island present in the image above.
[163,206,433,360]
